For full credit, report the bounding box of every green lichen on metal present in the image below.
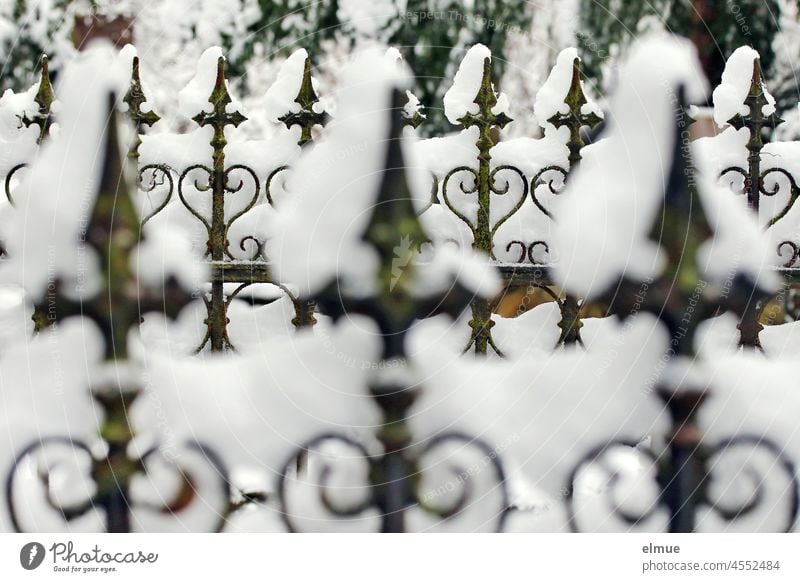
[401,93,425,129]
[458,57,511,258]
[193,56,247,188]
[457,57,510,356]
[193,56,247,352]
[92,387,143,533]
[123,55,160,160]
[278,56,327,146]
[21,54,54,144]
[547,57,602,169]
[547,57,600,348]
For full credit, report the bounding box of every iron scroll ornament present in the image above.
[277,432,509,532]
[6,435,230,533]
[565,436,798,532]
[440,164,529,260]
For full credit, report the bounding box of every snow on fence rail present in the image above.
[0,37,799,533]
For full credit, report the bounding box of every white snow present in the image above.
[0,319,105,532]
[178,46,243,120]
[534,47,603,136]
[0,43,127,301]
[409,311,669,499]
[263,48,307,124]
[712,46,777,129]
[443,44,504,125]
[135,316,383,479]
[553,35,777,298]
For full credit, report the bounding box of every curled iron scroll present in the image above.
[138,163,174,225]
[278,433,375,532]
[223,164,261,259]
[567,436,798,532]
[416,431,509,531]
[506,240,550,264]
[177,164,214,243]
[6,437,230,532]
[761,167,800,228]
[530,165,568,218]
[4,163,28,205]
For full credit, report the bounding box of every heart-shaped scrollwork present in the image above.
[530,165,568,219]
[441,164,529,258]
[138,163,174,225]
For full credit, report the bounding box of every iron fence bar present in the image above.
[717,56,785,350]
[7,96,228,533]
[540,57,601,347]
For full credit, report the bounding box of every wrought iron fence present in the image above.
[0,41,799,533]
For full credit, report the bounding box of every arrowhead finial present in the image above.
[547,57,603,167]
[21,54,55,143]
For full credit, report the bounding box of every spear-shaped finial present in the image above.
[312,89,475,363]
[727,56,783,211]
[547,57,603,168]
[193,56,247,173]
[459,57,512,152]
[21,55,55,143]
[38,94,194,361]
[123,55,160,159]
[278,56,328,147]
[727,56,783,134]
[305,90,479,532]
[598,88,772,532]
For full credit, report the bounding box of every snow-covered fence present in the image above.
[5,43,796,358]
[2,44,604,357]
[2,37,800,533]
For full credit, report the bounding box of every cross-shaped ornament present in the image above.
[22,95,202,533]
[193,56,247,175]
[456,57,511,355]
[599,89,772,532]
[726,56,784,211]
[458,57,512,171]
[313,89,476,362]
[123,55,160,159]
[278,56,328,147]
[307,90,481,532]
[547,57,603,169]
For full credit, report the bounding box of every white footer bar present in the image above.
[1,534,797,580]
